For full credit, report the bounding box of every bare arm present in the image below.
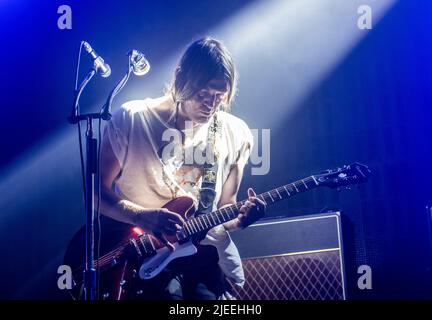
[218,164,266,231]
[99,132,184,247]
[99,131,138,224]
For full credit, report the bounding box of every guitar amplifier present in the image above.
[230,212,346,300]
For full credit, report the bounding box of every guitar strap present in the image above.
[194,113,244,289]
[195,112,220,233]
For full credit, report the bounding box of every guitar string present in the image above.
[184,176,318,234]
[72,240,130,274]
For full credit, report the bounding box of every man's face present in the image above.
[182,78,229,124]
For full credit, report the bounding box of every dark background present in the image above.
[0,0,431,299]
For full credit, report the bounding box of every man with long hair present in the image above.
[99,37,265,299]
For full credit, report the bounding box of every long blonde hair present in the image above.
[168,37,238,111]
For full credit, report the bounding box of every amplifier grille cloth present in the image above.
[231,250,344,300]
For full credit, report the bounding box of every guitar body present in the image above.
[63,197,218,300]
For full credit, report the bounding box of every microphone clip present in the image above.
[128,50,150,76]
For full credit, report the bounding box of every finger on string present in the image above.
[247,188,257,198]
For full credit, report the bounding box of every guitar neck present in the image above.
[181,175,320,238]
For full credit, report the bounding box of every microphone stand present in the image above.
[67,51,135,301]
[68,66,103,301]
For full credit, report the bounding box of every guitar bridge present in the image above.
[129,234,156,259]
[176,229,189,243]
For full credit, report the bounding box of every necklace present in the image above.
[160,102,184,199]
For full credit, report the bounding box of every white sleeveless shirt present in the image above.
[104,98,253,286]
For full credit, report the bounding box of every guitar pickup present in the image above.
[129,238,142,257]
[138,234,156,256]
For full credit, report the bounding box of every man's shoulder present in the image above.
[119,99,150,114]
[218,111,251,132]
[218,111,254,157]
[116,97,166,117]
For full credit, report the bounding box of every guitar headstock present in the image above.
[315,162,371,189]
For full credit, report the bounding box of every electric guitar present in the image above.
[63,162,370,300]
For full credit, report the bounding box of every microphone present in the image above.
[82,41,111,78]
[129,50,150,76]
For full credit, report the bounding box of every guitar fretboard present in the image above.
[179,175,319,239]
